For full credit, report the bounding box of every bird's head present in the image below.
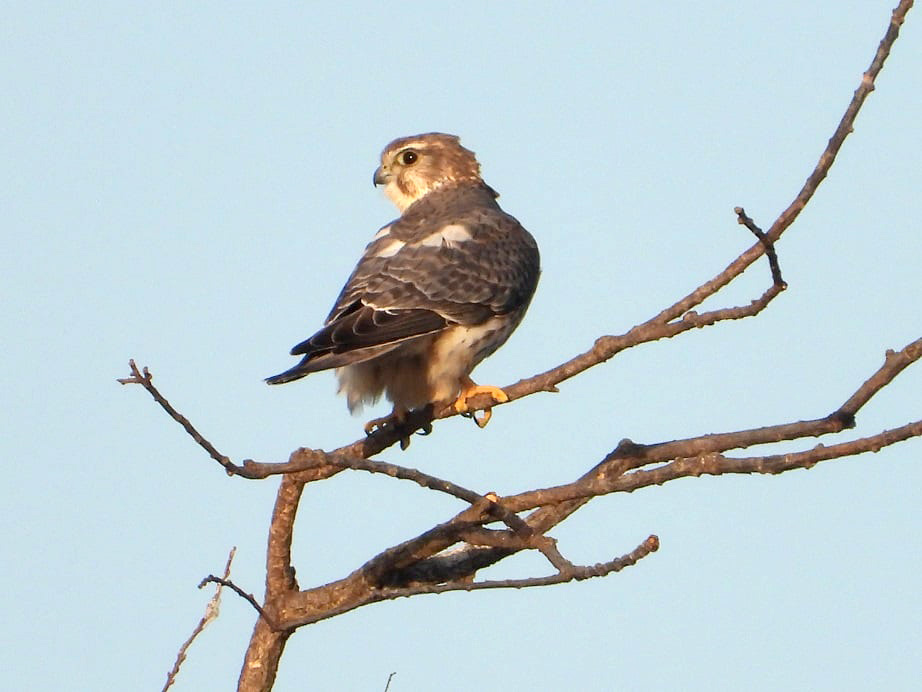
[374,133,482,212]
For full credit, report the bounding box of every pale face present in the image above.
[373,133,481,211]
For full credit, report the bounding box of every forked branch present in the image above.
[117,3,916,691]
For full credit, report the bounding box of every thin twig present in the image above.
[765,0,914,246]
[118,360,235,473]
[244,449,497,507]
[384,672,397,692]
[162,547,236,692]
[199,576,282,632]
[839,338,922,417]
[381,536,658,596]
[735,207,785,287]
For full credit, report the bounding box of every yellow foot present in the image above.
[452,380,509,429]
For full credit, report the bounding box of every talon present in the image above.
[363,407,408,436]
[363,416,388,435]
[451,376,509,428]
[471,408,493,428]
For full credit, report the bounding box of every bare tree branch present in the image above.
[236,475,301,691]
[735,207,785,287]
[395,336,921,585]
[384,672,397,692]
[163,547,236,692]
[246,332,918,624]
[199,576,281,631]
[378,535,659,596]
[119,3,917,690]
[118,360,235,474]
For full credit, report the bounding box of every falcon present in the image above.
[267,133,540,437]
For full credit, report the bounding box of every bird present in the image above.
[267,133,540,440]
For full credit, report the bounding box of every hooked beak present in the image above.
[373,166,389,187]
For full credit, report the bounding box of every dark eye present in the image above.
[399,150,418,165]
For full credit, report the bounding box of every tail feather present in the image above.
[265,367,308,385]
[265,342,404,385]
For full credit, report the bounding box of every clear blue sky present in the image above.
[3,3,920,690]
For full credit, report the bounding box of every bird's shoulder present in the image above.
[325,182,537,324]
[384,182,510,241]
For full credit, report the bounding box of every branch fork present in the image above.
[119,3,918,689]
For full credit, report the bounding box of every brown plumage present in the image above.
[267,133,540,434]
